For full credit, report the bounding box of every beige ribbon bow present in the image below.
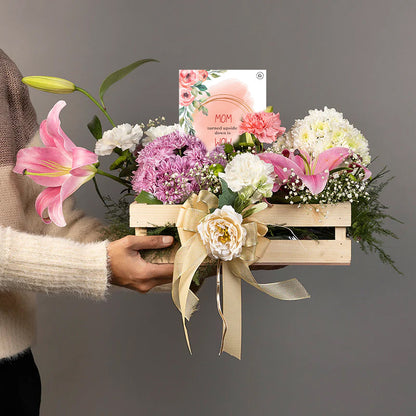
[172,190,310,359]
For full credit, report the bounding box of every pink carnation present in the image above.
[239,111,286,144]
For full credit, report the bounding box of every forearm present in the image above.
[0,226,110,299]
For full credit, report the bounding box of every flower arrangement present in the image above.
[15,59,400,358]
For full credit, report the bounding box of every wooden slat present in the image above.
[135,227,148,236]
[142,239,351,266]
[259,240,351,265]
[130,202,351,227]
[335,227,347,240]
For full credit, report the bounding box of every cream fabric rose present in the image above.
[197,205,246,261]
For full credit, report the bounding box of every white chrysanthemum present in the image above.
[218,153,275,200]
[197,205,246,261]
[95,123,143,156]
[141,124,183,146]
[272,107,371,165]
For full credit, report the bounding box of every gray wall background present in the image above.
[1,0,415,415]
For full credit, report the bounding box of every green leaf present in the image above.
[218,178,237,208]
[99,58,158,107]
[224,143,234,154]
[197,84,207,91]
[201,106,209,116]
[119,165,135,178]
[135,191,163,205]
[87,116,102,140]
[242,202,268,218]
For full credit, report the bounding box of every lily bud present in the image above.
[22,76,76,94]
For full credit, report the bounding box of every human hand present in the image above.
[107,235,174,293]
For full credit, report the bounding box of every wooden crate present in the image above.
[129,202,351,266]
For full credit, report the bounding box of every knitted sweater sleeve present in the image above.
[0,226,109,299]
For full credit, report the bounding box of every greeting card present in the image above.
[179,70,267,150]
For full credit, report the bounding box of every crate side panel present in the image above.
[146,240,351,266]
[259,240,351,265]
[130,202,351,227]
[130,204,180,227]
[252,203,351,227]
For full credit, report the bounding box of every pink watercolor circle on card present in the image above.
[192,79,254,150]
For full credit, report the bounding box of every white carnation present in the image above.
[95,123,143,156]
[141,124,183,146]
[272,107,371,165]
[218,153,275,200]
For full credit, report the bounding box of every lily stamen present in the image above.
[294,149,312,175]
[24,160,72,177]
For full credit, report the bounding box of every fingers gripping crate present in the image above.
[129,202,351,266]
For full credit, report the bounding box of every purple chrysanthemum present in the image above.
[131,131,227,204]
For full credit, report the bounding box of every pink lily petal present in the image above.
[46,101,77,152]
[35,187,66,227]
[272,182,280,192]
[71,147,98,170]
[60,173,95,202]
[259,152,305,178]
[70,165,96,177]
[312,147,351,173]
[13,147,72,187]
[39,119,58,148]
[300,171,329,195]
[291,153,308,170]
[362,166,371,180]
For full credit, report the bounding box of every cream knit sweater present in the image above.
[0,50,109,359]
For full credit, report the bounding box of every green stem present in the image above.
[96,168,129,186]
[75,87,116,127]
[92,177,109,208]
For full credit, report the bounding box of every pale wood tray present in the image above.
[130,202,351,266]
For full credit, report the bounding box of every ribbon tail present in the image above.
[172,234,207,354]
[222,261,242,360]
[230,258,310,300]
[215,261,227,356]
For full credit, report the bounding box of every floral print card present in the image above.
[179,70,267,150]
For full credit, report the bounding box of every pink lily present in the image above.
[13,100,98,227]
[259,147,366,195]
